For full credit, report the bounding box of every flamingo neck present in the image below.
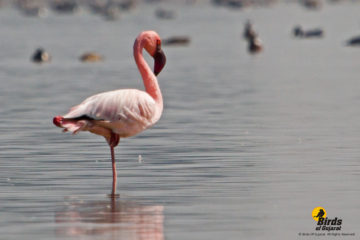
[134,38,163,109]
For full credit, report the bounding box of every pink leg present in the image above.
[110,145,117,197]
[108,132,120,198]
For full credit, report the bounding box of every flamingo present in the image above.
[53,31,166,197]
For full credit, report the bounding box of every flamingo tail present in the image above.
[53,115,89,134]
[53,116,64,127]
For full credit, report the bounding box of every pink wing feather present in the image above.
[59,89,161,137]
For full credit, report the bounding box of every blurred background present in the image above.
[0,0,360,240]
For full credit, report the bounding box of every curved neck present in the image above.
[134,38,163,108]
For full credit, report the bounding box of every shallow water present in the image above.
[1,2,360,240]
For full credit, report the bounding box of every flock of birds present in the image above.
[31,49,104,63]
[30,38,188,63]
[31,20,360,64]
[242,20,360,54]
[11,0,360,62]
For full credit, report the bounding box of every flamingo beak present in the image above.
[153,42,166,76]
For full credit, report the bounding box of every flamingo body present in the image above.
[53,31,166,196]
[55,89,161,138]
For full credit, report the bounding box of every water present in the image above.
[1,2,360,239]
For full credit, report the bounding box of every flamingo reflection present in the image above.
[56,197,164,240]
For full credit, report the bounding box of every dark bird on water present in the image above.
[247,32,263,54]
[346,35,360,46]
[163,36,190,46]
[243,21,263,54]
[31,48,51,63]
[293,26,324,38]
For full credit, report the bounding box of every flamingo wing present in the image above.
[62,89,158,137]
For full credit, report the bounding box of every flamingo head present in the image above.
[153,40,166,76]
[143,31,166,76]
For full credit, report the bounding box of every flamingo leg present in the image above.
[108,132,120,198]
[110,145,117,197]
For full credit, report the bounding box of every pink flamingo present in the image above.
[53,31,166,196]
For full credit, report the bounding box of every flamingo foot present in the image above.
[107,193,120,199]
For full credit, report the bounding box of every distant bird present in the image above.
[293,26,324,38]
[247,32,263,54]
[31,48,51,63]
[163,36,190,46]
[155,8,175,19]
[102,3,121,21]
[213,0,245,8]
[51,0,78,14]
[87,1,121,21]
[79,52,104,62]
[20,6,48,17]
[242,20,263,53]
[53,31,166,196]
[346,35,360,46]
[300,0,322,9]
[118,0,136,11]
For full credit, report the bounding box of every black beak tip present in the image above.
[153,48,166,76]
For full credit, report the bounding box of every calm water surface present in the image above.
[0,2,360,240]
